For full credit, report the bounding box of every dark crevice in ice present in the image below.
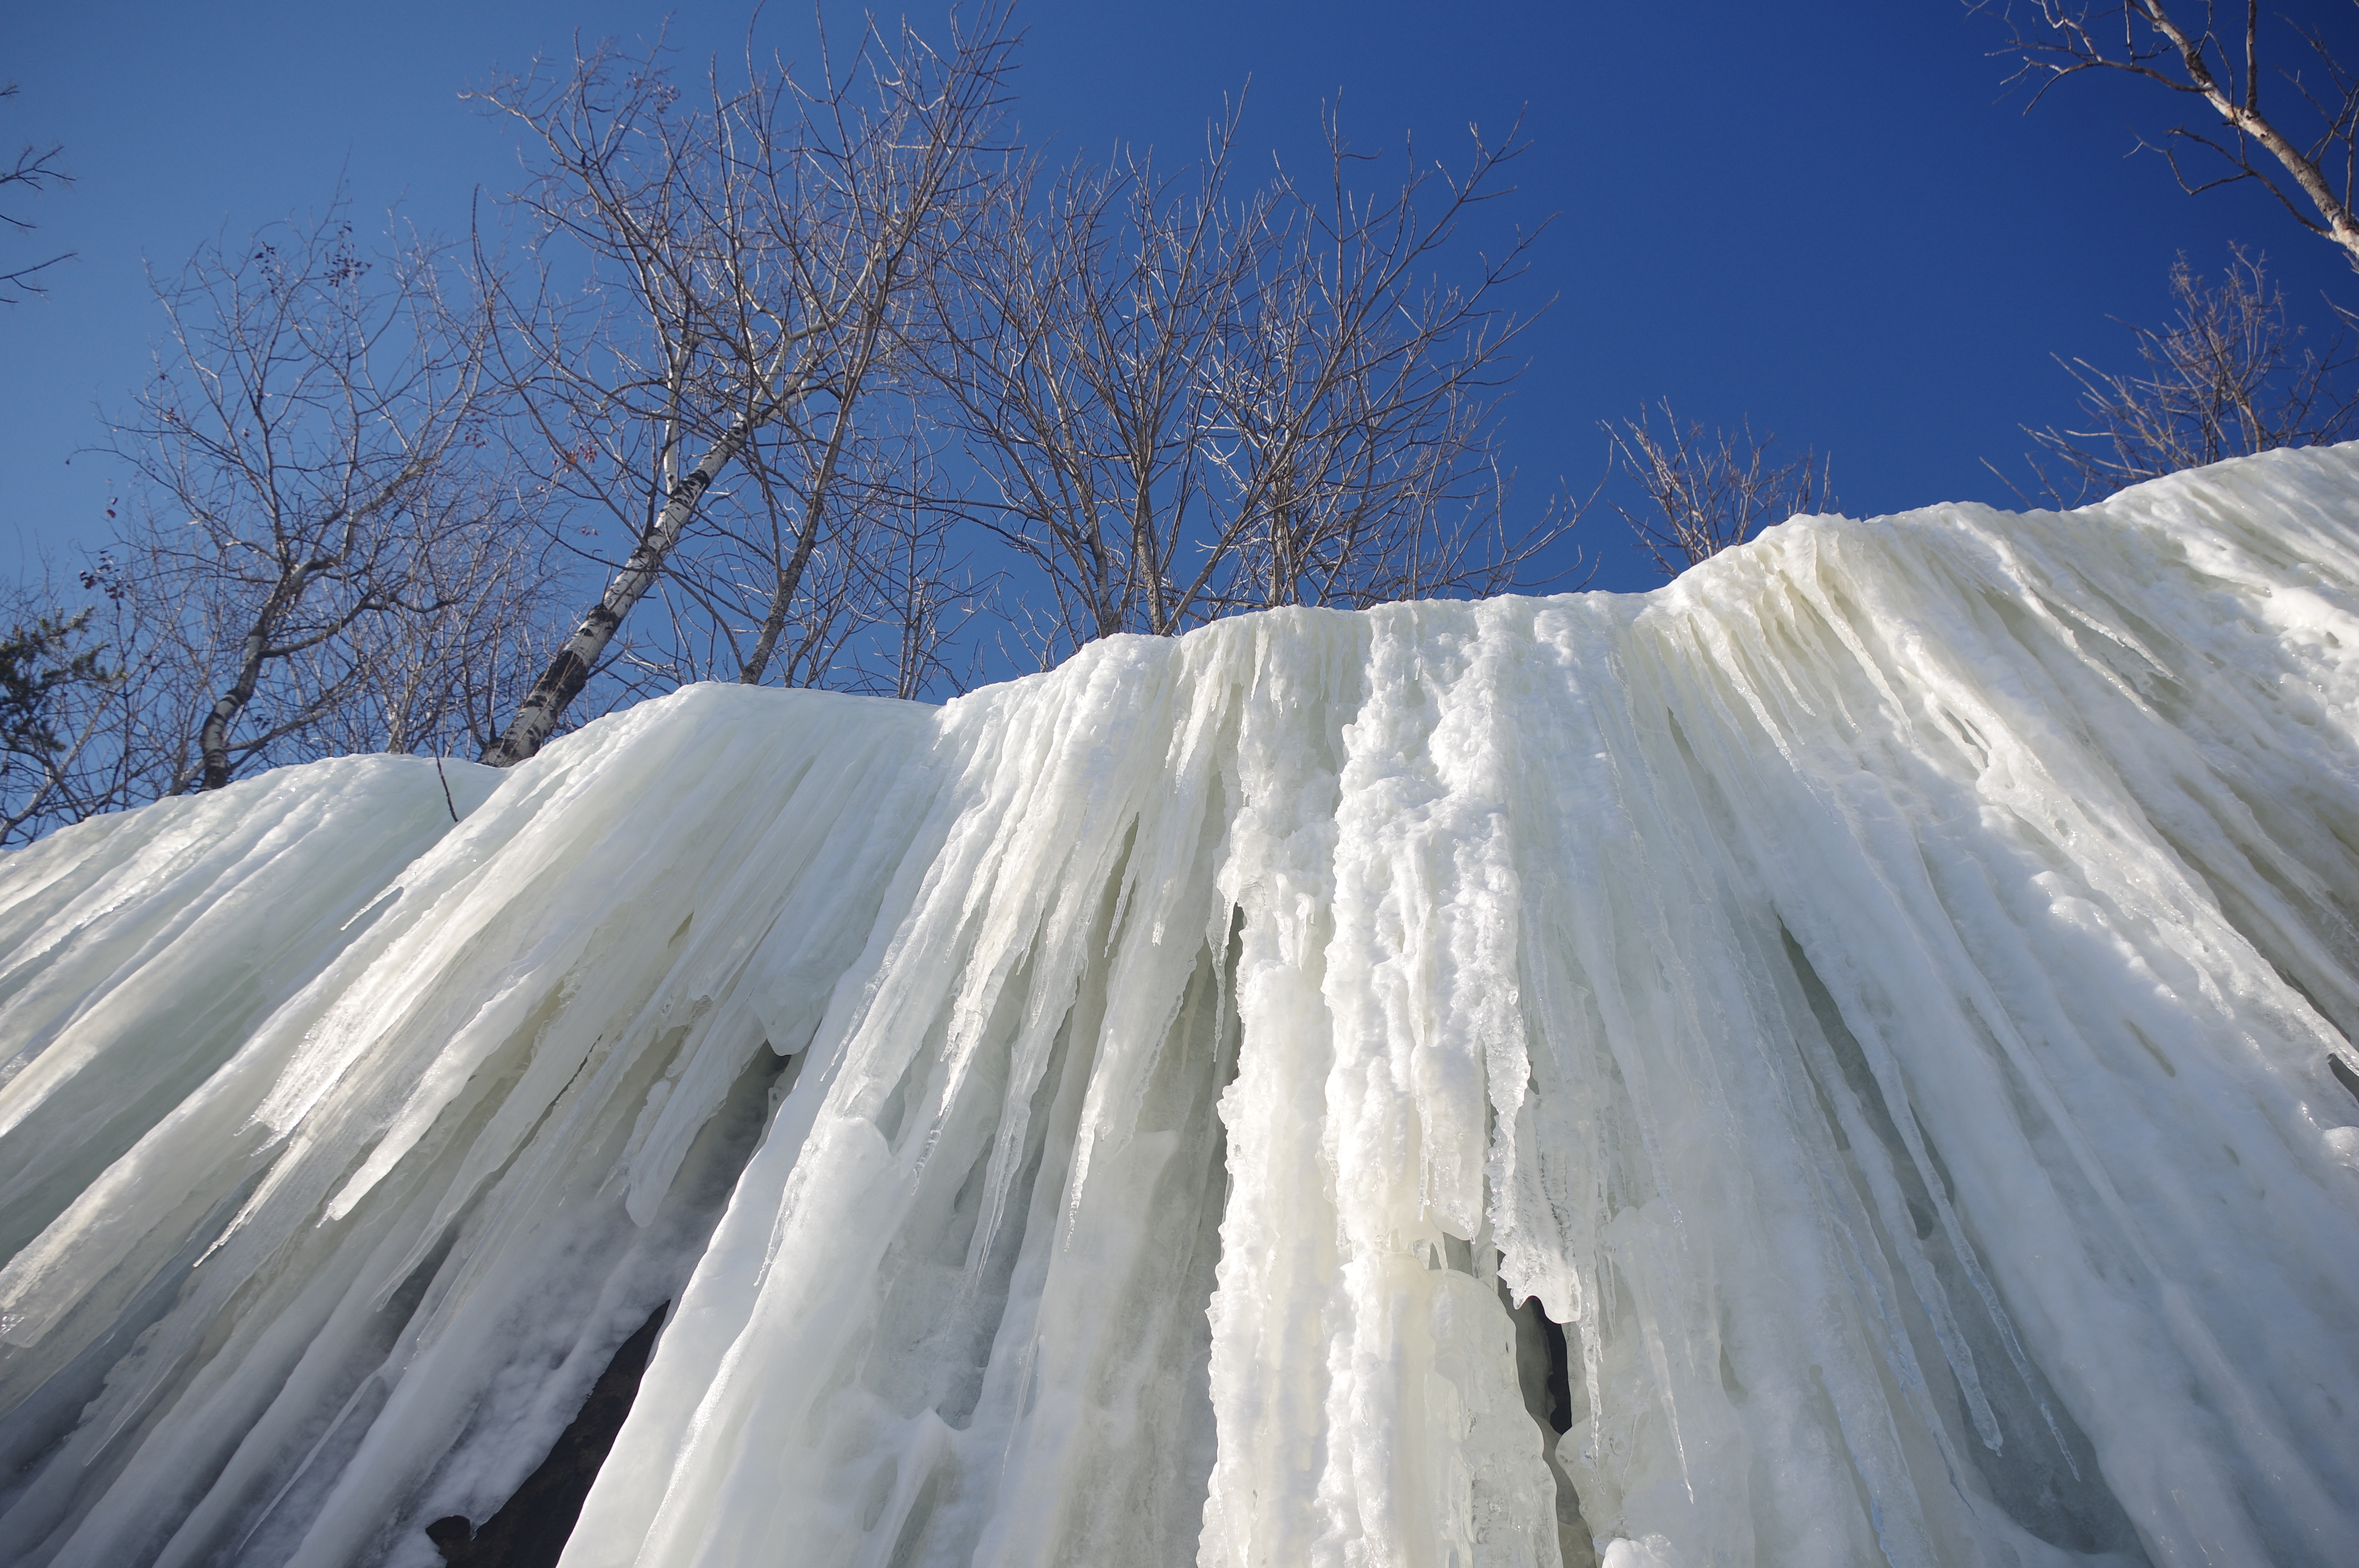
[1541,1314,1574,1437]
[416,1025,794,1568]
[1506,1287,1595,1568]
[426,1300,667,1568]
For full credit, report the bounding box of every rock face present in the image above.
[427,1304,666,1568]
[3,448,2359,1568]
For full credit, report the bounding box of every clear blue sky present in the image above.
[5,0,2355,595]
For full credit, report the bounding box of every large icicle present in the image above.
[2,446,2358,1568]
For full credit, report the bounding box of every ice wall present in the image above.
[4,446,2359,1568]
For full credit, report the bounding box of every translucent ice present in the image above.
[4,446,2358,1567]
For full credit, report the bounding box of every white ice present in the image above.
[3,446,2358,1568]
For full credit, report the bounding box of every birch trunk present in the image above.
[198,562,314,791]
[197,632,268,791]
[2140,1,2359,270]
[480,431,738,766]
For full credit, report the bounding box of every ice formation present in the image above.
[5,447,2359,1568]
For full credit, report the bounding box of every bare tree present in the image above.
[1608,401,1835,578]
[863,500,984,699]
[2005,246,2359,500]
[302,492,566,760]
[106,207,548,791]
[1208,107,1559,615]
[1,82,73,304]
[823,400,991,698]
[471,7,1012,766]
[1976,2,2359,270]
[928,118,1259,652]
[671,387,989,698]
[931,98,1565,665]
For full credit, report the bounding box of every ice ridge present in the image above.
[2,446,2358,1567]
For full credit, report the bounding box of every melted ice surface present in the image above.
[4,447,2359,1568]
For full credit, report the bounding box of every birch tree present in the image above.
[473,7,1011,766]
[1976,1,2359,270]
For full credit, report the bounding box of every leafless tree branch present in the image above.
[2003,245,2359,500]
[469,4,1014,764]
[1608,402,1835,577]
[1974,2,2359,269]
[928,93,1571,662]
[1,82,74,303]
[102,202,559,791]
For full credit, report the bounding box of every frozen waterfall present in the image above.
[3,446,2358,1568]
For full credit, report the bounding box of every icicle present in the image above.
[3,448,2359,1568]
